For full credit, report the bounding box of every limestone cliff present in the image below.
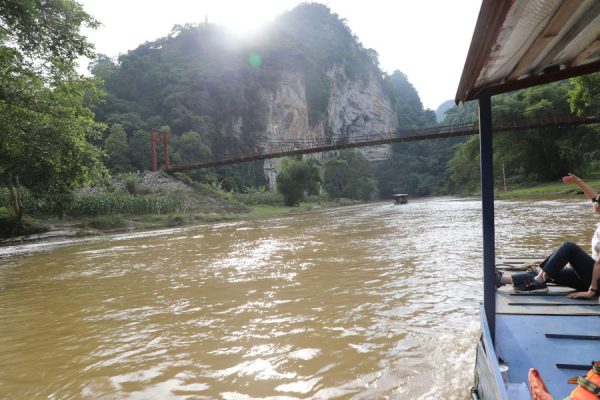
[259,66,397,187]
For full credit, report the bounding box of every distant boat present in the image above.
[392,194,407,205]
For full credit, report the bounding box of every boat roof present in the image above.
[456,0,600,103]
[456,2,600,398]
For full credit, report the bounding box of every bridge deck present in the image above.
[167,115,600,172]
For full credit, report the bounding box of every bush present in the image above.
[173,172,194,186]
[124,175,139,195]
[0,206,12,217]
[306,192,330,203]
[323,150,377,200]
[194,213,235,222]
[167,214,187,226]
[0,215,49,238]
[84,215,129,230]
[233,190,284,206]
[276,157,322,206]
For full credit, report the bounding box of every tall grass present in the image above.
[66,194,184,216]
[1,187,184,217]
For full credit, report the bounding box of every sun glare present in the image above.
[204,1,281,38]
[218,14,271,38]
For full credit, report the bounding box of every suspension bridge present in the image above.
[159,113,600,172]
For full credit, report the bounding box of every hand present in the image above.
[567,290,596,299]
[562,173,581,184]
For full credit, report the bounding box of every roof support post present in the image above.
[479,89,496,343]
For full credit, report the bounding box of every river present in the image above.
[0,197,594,399]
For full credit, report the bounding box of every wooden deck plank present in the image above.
[496,314,600,398]
[497,290,600,316]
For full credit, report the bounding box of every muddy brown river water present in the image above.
[0,197,594,399]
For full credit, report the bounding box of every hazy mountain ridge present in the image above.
[435,99,455,122]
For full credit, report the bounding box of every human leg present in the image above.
[495,269,546,292]
[549,266,589,291]
[540,241,594,289]
[495,242,594,291]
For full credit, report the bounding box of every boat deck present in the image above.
[495,258,600,398]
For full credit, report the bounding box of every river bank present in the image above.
[1,169,380,245]
[0,203,335,245]
[496,178,600,199]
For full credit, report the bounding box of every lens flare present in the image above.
[248,52,262,68]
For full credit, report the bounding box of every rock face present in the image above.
[326,66,395,161]
[258,66,397,188]
[260,71,315,188]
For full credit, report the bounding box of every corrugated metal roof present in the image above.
[456,0,600,103]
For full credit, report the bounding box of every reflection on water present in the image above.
[0,198,595,399]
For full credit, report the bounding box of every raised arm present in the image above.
[563,173,599,201]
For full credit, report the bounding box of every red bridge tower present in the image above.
[150,128,171,171]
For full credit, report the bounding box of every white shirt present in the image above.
[592,223,600,261]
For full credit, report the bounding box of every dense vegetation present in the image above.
[3,1,600,240]
[447,81,600,193]
[373,71,465,197]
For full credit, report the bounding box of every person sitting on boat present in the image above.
[496,173,600,298]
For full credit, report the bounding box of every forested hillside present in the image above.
[374,72,460,197]
[90,3,395,190]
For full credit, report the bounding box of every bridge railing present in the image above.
[166,113,598,172]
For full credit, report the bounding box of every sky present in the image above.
[78,0,482,111]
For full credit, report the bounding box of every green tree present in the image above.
[323,150,377,200]
[129,129,152,170]
[448,136,480,194]
[442,101,478,125]
[171,131,212,164]
[569,73,600,116]
[104,124,130,172]
[447,81,597,193]
[276,157,322,206]
[376,138,461,197]
[0,0,105,219]
[170,130,215,182]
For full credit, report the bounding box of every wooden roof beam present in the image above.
[570,37,600,66]
[533,1,600,74]
[507,0,584,81]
